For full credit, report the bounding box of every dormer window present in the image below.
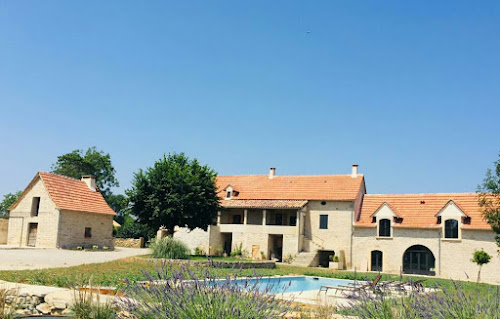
[444,219,459,239]
[436,200,466,240]
[379,219,391,237]
[224,186,236,199]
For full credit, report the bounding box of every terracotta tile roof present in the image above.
[356,193,491,230]
[221,199,308,209]
[10,172,116,215]
[216,174,365,201]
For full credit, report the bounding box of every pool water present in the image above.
[212,276,355,294]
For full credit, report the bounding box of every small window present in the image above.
[289,215,297,226]
[275,214,283,225]
[319,215,328,229]
[31,197,41,217]
[84,227,92,238]
[444,219,459,238]
[232,215,242,224]
[372,217,377,223]
[226,191,231,198]
[321,201,326,206]
[379,219,391,237]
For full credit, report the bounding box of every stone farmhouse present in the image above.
[7,172,116,249]
[175,165,500,283]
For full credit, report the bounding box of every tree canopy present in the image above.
[126,153,220,235]
[478,153,500,248]
[0,191,22,218]
[51,147,119,199]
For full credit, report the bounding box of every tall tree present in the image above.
[0,191,22,218]
[51,147,119,198]
[478,153,500,248]
[127,153,220,236]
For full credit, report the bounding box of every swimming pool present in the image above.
[212,276,355,294]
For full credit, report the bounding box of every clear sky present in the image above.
[1,1,499,197]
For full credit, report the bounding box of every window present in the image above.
[232,214,242,224]
[226,191,232,198]
[444,219,459,238]
[275,214,283,225]
[31,197,40,217]
[289,215,297,226]
[84,227,92,238]
[321,201,326,206]
[379,219,391,237]
[319,215,328,229]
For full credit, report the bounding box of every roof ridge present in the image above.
[219,174,364,178]
[39,171,84,182]
[366,192,478,196]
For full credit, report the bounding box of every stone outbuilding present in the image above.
[7,172,116,249]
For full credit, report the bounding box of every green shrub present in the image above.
[194,246,206,256]
[71,286,115,319]
[151,237,190,259]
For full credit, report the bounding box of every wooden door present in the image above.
[27,223,38,247]
[251,245,260,260]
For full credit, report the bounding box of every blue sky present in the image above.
[1,1,499,197]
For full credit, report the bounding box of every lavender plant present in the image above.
[115,262,295,319]
[342,280,500,319]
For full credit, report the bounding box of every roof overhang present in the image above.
[220,199,308,209]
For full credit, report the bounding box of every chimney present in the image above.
[269,167,276,179]
[81,175,97,191]
[351,164,359,178]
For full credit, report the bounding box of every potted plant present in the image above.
[329,255,339,269]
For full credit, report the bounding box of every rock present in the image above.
[36,303,52,315]
[52,301,67,310]
[61,308,74,315]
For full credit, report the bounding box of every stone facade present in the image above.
[0,218,8,244]
[352,227,500,284]
[175,200,356,265]
[8,178,60,248]
[58,210,114,249]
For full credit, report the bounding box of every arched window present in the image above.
[379,219,391,237]
[402,245,436,275]
[444,219,459,238]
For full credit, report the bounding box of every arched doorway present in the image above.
[371,250,383,272]
[402,245,436,276]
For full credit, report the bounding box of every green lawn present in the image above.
[0,257,495,294]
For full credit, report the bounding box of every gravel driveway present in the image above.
[0,246,150,270]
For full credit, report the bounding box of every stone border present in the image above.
[140,257,276,269]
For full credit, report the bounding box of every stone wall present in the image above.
[352,226,500,284]
[7,178,61,247]
[113,237,144,248]
[173,226,210,254]
[3,289,72,316]
[58,210,114,249]
[0,218,8,244]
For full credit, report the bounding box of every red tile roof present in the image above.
[216,174,365,201]
[10,172,116,215]
[221,199,308,209]
[356,193,491,230]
